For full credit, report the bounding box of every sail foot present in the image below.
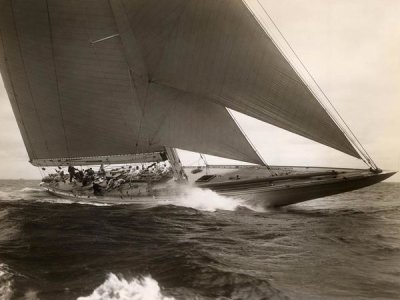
[31,152,167,167]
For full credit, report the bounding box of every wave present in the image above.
[0,187,48,201]
[0,263,13,300]
[77,273,174,300]
[0,191,10,200]
[19,187,46,193]
[169,187,262,212]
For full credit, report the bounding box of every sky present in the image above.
[0,0,399,181]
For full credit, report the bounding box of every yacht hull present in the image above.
[207,171,395,207]
[43,166,396,207]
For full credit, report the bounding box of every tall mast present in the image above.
[165,147,188,182]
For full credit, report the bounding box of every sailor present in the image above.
[87,168,95,176]
[82,175,88,186]
[114,178,125,189]
[128,166,135,175]
[77,170,84,182]
[129,166,140,177]
[60,170,66,183]
[93,181,103,196]
[98,164,106,177]
[68,165,76,183]
[155,163,164,174]
[106,178,114,190]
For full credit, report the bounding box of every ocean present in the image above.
[0,180,399,300]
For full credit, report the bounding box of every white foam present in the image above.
[77,273,174,300]
[20,187,45,193]
[36,199,110,206]
[0,263,13,300]
[171,187,256,212]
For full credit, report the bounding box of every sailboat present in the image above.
[0,0,395,207]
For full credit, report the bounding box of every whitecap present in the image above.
[36,199,111,207]
[77,273,174,300]
[20,187,46,193]
[169,187,262,212]
[0,263,13,300]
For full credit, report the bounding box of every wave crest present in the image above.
[20,187,46,193]
[0,263,13,300]
[172,187,260,212]
[77,273,174,300]
[36,198,110,206]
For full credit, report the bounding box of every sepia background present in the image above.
[0,0,399,181]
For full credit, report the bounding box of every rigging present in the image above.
[244,0,379,170]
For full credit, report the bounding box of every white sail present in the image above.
[0,0,362,168]
[120,0,360,158]
[0,0,264,165]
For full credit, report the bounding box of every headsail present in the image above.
[120,0,360,158]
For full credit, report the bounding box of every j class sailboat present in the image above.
[0,0,395,207]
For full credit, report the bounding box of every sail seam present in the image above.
[104,0,140,152]
[152,79,353,158]
[0,25,36,159]
[150,2,191,82]
[45,0,71,158]
[10,1,51,156]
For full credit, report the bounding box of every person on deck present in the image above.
[98,164,106,177]
[60,170,65,183]
[68,165,76,183]
[77,170,84,182]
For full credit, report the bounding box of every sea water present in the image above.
[0,180,399,299]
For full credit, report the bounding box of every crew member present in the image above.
[68,165,76,183]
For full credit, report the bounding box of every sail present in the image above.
[0,0,263,165]
[139,83,263,164]
[0,0,361,168]
[120,0,360,158]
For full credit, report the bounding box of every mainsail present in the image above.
[0,0,361,167]
[0,0,263,166]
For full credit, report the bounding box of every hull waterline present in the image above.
[43,166,396,208]
[210,171,396,207]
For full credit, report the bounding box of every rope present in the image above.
[37,167,45,179]
[200,154,208,166]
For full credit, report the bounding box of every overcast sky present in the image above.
[0,0,399,181]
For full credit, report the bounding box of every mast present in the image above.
[165,147,188,182]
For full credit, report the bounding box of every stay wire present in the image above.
[254,0,378,169]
